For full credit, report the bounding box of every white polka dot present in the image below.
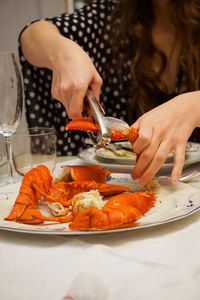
[78,30,83,37]
[116,103,120,109]
[84,36,88,43]
[24,78,29,84]
[114,90,119,96]
[35,138,40,145]
[58,139,63,145]
[30,113,36,119]
[62,111,66,117]
[74,134,80,140]
[34,104,40,111]
[100,43,105,49]
[86,27,91,34]
[29,92,35,98]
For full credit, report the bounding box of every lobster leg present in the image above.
[32,181,71,207]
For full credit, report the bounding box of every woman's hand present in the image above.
[131,92,200,185]
[21,21,102,119]
[50,38,102,119]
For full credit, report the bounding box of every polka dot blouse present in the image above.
[18,0,200,156]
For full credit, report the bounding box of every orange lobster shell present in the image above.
[4,165,134,225]
[69,191,156,230]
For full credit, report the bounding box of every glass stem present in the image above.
[5,135,14,183]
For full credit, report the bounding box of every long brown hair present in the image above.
[109,0,200,122]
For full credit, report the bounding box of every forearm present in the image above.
[20,20,68,69]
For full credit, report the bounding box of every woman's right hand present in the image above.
[50,37,103,119]
[20,21,102,119]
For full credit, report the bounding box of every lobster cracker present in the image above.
[83,89,111,148]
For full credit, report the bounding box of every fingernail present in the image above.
[131,173,137,179]
[131,171,139,180]
[138,179,146,186]
[172,175,179,183]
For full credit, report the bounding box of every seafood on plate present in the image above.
[4,164,156,230]
[53,164,111,184]
[65,117,138,143]
[69,190,156,230]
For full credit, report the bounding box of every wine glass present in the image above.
[0,52,23,184]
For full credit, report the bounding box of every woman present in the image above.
[19,0,200,185]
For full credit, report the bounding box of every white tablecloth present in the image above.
[1,157,200,300]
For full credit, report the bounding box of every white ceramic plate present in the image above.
[79,142,200,174]
[0,174,200,235]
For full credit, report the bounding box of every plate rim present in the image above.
[78,146,200,172]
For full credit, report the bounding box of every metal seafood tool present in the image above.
[84,89,111,147]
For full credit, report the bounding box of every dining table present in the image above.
[0,154,200,300]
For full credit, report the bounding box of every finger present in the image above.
[51,71,62,101]
[132,127,153,155]
[131,136,160,180]
[89,72,103,101]
[66,84,88,119]
[171,144,186,183]
[136,141,171,186]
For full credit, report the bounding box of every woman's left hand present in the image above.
[131,91,200,185]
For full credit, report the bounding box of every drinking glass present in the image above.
[0,53,23,183]
[12,127,57,176]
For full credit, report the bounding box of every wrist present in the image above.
[48,37,78,70]
[178,91,200,128]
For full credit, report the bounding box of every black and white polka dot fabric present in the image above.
[18,0,200,156]
[19,0,131,156]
